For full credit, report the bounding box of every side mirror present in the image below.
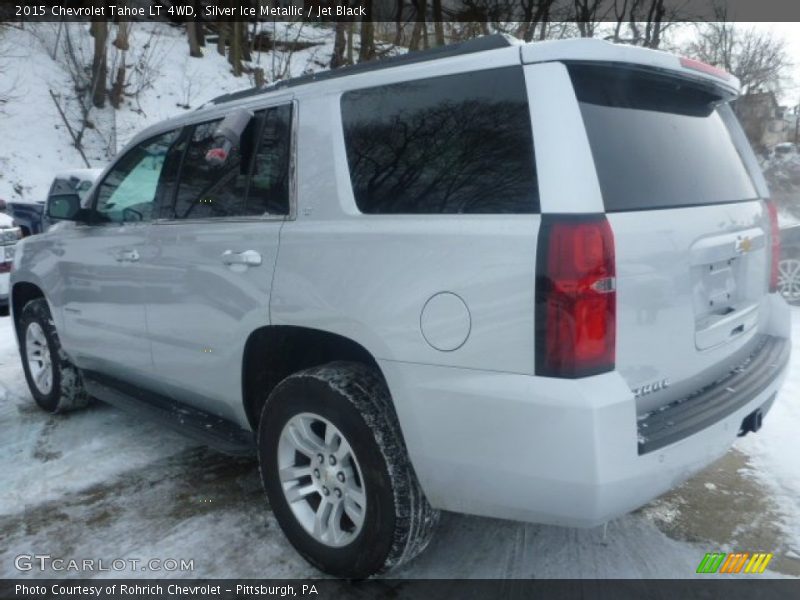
[47,193,83,221]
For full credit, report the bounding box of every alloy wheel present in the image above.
[277,412,367,547]
[25,322,53,395]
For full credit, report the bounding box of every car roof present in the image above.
[127,35,741,149]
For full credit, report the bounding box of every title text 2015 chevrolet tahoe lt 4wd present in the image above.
[10,35,791,577]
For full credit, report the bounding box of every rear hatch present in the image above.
[568,63,774,414]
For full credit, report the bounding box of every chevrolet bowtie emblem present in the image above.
[735,237,752,254]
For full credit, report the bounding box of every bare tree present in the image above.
[572,0,612,38]
[0,26,16,113]
[408,0,428,51]
[359,8,376,62]
[110,21,129,109]
[516,0,557,42]
[90,20,108,107]
[229,21,245,76]
[331,20,348,68]
[187,21,203,57]
[685,22,792,94]
[432,0,445,46]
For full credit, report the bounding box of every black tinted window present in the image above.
[171,105,292,219]
[569,65,758,211]
[341,67,538,214]
[173,119,251,219]
[248,104,292,216]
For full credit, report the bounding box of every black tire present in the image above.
[19,298,88,413]
[0,304,8,317]
[258,361,439,578]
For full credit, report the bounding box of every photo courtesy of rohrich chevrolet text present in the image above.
[1,1,800,599]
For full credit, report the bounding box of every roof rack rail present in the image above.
[208,33,517,106]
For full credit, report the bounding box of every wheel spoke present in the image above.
[313,499,334,541]
[35,368,48,387]
[345,483,366,510]
[284,481,317,504]
[329,500,346,544]
[324,423,341,450]
[26,345,42,363]
[279,464,312,483]
[286,422,324,458]
[343,496,365,529]
[335,437,354,463]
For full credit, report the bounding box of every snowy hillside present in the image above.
[0,22,337,204]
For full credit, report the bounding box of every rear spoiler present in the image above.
[520,39,740,99]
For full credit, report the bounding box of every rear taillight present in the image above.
[765,200,780,293]
[536,215,616,378]
[0,261,11,274]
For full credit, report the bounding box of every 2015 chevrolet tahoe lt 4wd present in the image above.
[9,35,791,577]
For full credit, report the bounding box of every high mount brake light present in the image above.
[679,57,731,81]
[535,215,616,378]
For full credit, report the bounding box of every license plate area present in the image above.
[690,227,765,350]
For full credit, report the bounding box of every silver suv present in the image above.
[9,36,791,577]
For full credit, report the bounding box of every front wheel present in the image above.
[19,298,88,413]
[258,362,439,578]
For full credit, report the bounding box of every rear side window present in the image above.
[170,104,292,219]
[569,64,758,211]
[248,104,293,216]
[172,119,252,219]
[341,67,539,214]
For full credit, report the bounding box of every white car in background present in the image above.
[0,209,22,315]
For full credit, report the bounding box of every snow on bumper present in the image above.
[380,351,789,527]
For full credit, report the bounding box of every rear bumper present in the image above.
[380,334,789,527]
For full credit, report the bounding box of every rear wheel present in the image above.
[19,298,88,413]
[258,361,439,578]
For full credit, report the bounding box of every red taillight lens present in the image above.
[765,200,780,293]
[536,215,616,378]
[0,262,11,274]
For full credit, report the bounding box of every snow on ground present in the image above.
[735,312,800,547]
[0,310,799,579]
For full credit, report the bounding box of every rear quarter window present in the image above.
[340,67,539,214]
[569,64,758,212]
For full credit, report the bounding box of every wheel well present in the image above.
[11,282,44,333]
[242,326,382,430]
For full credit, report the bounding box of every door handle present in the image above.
[221,249,262,267]
[115,249,140,263]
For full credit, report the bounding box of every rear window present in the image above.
[569,64,758,212]
[340,67,539,214]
